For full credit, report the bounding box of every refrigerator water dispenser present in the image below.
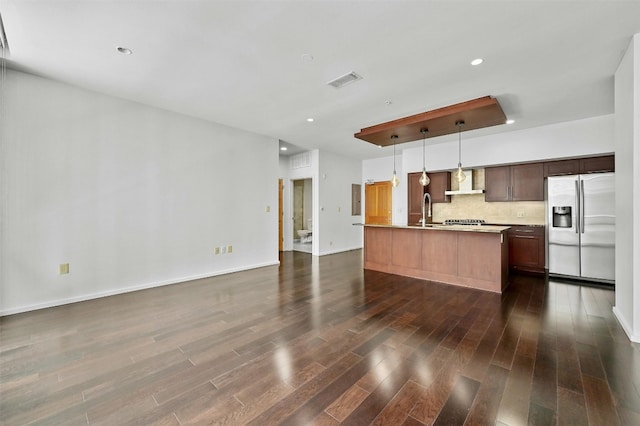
[552,206,572,228]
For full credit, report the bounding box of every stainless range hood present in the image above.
[444,169,484,195]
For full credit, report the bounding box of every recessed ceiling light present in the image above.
[306,118,314,122]
[470,58,484,66]
[385,100,392,106]
[117,47,133,55]
[506,119,515,124]
[301,53,314,62]
[280,146,288,151]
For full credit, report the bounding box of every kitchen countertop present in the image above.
[364,223,511,234]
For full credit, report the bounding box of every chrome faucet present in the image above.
[421,192,432,227]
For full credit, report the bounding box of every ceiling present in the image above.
[2,1,639,160]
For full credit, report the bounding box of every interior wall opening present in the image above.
[292,178,312,253]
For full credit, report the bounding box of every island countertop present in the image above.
[364,223,511,233]
[364,224,509,293]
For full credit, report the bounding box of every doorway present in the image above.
[292,178,312,253]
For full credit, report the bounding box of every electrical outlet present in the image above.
[221,246,227,254]
[214,247,220,255]
[59,263,69,275]
[227,245,233,253]
[517,210,525,218]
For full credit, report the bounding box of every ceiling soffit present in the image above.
[354,96,507,147]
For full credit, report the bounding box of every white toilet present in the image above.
[297,229,312,239]
[296,219,313,243]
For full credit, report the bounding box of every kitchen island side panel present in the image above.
[364,225,509,293]
[364,226,392,266]
[422,230,458,275]
[391,228,423,269]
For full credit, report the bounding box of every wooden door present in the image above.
[365,181,392,225]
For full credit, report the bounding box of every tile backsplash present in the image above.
[431,169,546,225]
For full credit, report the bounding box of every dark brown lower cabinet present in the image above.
[508,225,545,274]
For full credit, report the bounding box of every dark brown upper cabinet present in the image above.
[407,172,424,225]
[544,155,614,177]
[426,171,451,203]
[407,171,451,225]
[485,163,544,202]
[579,155,615,174]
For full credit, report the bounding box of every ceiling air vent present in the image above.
[327,71,362,89]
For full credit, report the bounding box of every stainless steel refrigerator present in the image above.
[547,172,615,283]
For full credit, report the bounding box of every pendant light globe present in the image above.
[419,170,430,186]
[391,135,400,188]
[454,121,466,183]
[391,171,400,188]
[419,128,430,186]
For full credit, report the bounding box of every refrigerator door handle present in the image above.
[575,180,580,234]
[580,179,585,234]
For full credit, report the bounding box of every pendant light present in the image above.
[453,120,466,183]
[419,128,430,186]
[391,135,399,188]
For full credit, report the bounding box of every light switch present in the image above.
[266,205,270,212]
[59,263,69,274]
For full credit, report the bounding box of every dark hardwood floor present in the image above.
[1,250,639,425]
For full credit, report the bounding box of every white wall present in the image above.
[303,179,312,229]
[0,70,279,315]
[318,150,363,255]
[364,114,614,226]
[402,114,614,173]
[613,34,640,342]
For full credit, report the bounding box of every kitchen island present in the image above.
[364,224,511,293]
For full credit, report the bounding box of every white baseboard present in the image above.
[613,306,640,343]
[0,261,280,317]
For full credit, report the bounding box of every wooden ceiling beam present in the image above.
[354,96,506,146]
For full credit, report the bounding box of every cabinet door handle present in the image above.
[514,235,535,239]
[516,229,535,233]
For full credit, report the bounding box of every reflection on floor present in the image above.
[293,239,312,253]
